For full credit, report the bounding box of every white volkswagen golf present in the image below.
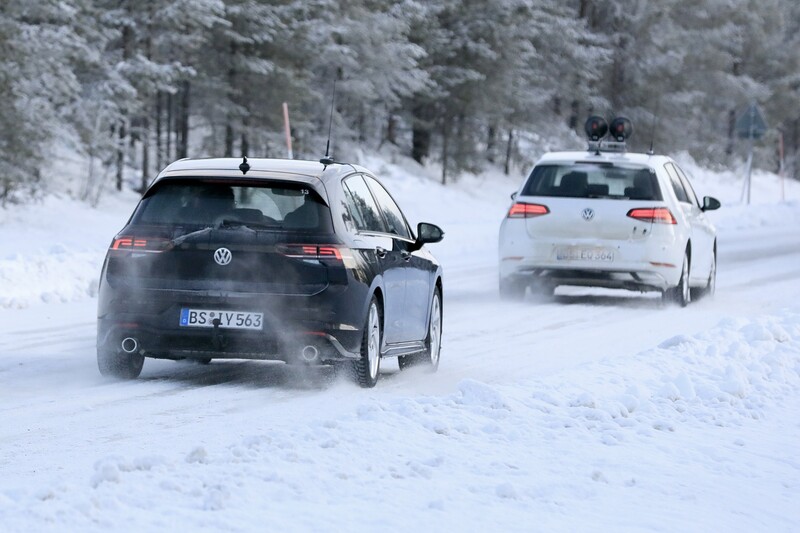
[498,117,721,306]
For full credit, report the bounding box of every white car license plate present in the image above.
[179,308,263,330]
[556,247,614,262]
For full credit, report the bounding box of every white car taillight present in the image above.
[507,202,549,218]
[626,207,677,224]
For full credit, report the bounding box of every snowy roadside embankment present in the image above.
[0,194,137,309]
[2,311,799,531]
[677,154,800,231]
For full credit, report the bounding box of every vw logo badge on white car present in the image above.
[214,247,232,265]
[581,208,595,221]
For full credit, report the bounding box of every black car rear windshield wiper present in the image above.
[215,218,282,230]
[171,226,213,246]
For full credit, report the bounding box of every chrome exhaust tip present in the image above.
[121,337,139,354]
[301,345,319,363]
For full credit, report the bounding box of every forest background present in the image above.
[1,0,798,203]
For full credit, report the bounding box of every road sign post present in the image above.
[778,130,785,203]
[735,103,768,205]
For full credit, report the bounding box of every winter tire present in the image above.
[663,251,691,307]
[692,250,716,301]
[348,297,382,388]
[399,288,442,372]
[528,282,555,299]
[97,348,144,379]
[499,277,526,301]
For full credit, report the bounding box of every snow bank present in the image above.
[676,153,800,230]
[2,311,799,531]
[0,194,136,309]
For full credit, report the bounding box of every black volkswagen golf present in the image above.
[97,158,444,387]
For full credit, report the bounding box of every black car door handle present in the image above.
[376,247,388,259]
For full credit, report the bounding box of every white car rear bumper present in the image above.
[499,229,684,291]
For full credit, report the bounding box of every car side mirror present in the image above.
[416,222,444,245]
[510,191,518,201]
[702,196,721,211]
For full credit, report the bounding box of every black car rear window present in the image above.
[522,164,663,200]
[131,179,332,231]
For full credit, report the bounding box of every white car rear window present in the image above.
[522,164,663,201]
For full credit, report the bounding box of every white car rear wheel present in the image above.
[692,250,716,301]
[499,277,526,301]
[664,252,691,307]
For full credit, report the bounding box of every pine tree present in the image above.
[0,0,90,202]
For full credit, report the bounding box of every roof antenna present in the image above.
[320,78,337,168]
[239,155,250,174]
[647,99,660,156]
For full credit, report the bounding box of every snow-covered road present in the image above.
[2,160,800,531]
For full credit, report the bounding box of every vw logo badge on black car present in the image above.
[581,208,595,221]
[214,247,232,265]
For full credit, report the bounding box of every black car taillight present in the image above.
[507,202,549,218]
[277,244,352,264]
[278,244,353,284]
[109,236,171,253]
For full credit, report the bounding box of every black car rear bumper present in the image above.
[97,285,365,363]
